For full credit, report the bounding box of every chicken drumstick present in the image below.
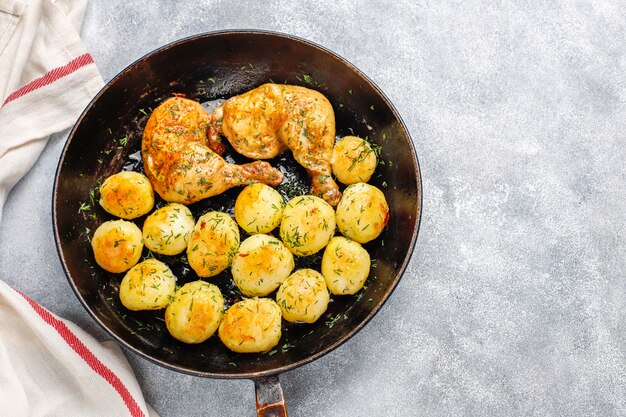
[142,96,283,204]
[210,83,342,207]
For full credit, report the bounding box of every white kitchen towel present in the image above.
[0,1,158,416]
[0,0,103,223]
[0,281,157,417]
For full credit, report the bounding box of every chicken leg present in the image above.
[142,96,283,204]
[210,83,342,207]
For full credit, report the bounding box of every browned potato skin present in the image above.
[234,183,285,234]
[98,171,154,219]
[279,195,336,256]
[331,136,377,185]
[336,183,390,244]
[276,269,330,323]
[91,220,143,273]
[119,258,177,311]
[231,234,294,297]
[218,298,282,353]
[164,281,224,344]
[142,203,195,255]
[186,211,240,277]
[321,236,371,295]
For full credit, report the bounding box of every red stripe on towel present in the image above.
[3,53,95,106]
[15,290,146,417]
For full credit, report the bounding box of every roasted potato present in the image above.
[335,183,389,243]
[142,203,195,255]
[231,234,294,297]
[279,195,336,256]
[187,211,240,277]
[164,281,224,344]
[276,269,330,323]
[321,236,371,295]
[331,136,377,185]
[218,298,282,353]
[119,258,177,310]
[91,220,143,273]
[98,171,154,219]
[234,183,285,234]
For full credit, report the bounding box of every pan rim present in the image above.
[52,29,423,379]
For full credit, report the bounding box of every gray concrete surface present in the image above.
[2,1,626,416]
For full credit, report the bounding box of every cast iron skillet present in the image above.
[53,30,422,416]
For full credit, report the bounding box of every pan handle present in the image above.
[254,375,288,417]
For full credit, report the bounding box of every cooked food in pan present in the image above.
[119,258,177,311]
[142,96,283,204]
[88,83,390,353]
[165,281,224,344]
[276,269,330,324]
[142,203,195,255]
[234,183,285,234]
[321,236,370,295]
[279,195,336,256]
[186,211,240,278]
[98,171,155,219]
[212,83,342,207]
[336,182,389,244]
[331,135,378,185]
[218,297,282,353]
[91,219,143,273]
[231,234,294,297]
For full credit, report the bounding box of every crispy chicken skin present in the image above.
[142,96,283,204]
[211,83,342,207]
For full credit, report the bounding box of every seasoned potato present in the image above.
[187,211,240,277]
[234,183,285,234]
[165,281,224,344]
[335,183,389,244]
[279,195,336,256]
[99,171,154,219]
[91,220,143,273]
[218,298,282,353]
[331,136,377,185]
[231,234,294,297]
[321,237,371,295]
[142,203,195,255]
[276,269,330,323]
[119,258,177,310]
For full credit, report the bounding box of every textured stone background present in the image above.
[2,1,626,416]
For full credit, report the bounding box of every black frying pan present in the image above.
[53,30,422,416]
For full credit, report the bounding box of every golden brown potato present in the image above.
[187,211,240,277]
[91,220,143,273]
[279,195,336,256]
[98,171,154,219]
[164,281,224,344]
[218,298,282,353]
[335,183,389,243]
[276,269,330,323]
[321,236,371,295]
[142,203,195,255]
[331,136,377,185]
[119,258,177,310]
[234,183,285,234]
[231,234,294,297]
